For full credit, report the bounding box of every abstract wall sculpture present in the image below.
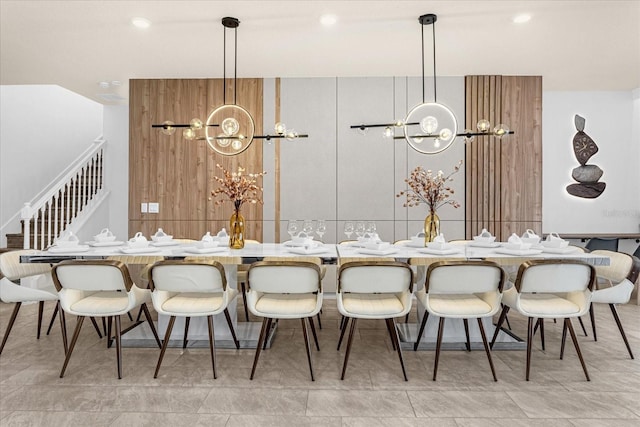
[566,115,606,199]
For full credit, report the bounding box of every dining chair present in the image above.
[337,261,413,381]
[575,250,640,359]
[246,260,323,381]
[0,250,63,355]
[490,259,595,381]
[413,260,505,381]
[237,239,261,322]
[51,259,162,379]
[148,260,240,378]
[585,237,619,252]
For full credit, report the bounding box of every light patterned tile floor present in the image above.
[1,299,638,426]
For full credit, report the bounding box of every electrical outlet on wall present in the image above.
[148,202,159,213]
[141,203,148,213]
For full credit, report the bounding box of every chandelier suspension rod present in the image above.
[234,25,238,105]
[432,17,437,102]
[223,22,226,105]
[421,19,425,104]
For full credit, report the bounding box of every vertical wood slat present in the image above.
[274,78,281,243]
[130,78,264,240]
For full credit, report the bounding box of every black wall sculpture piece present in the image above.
[566,115,606,198]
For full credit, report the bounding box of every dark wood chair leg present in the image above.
[577,316,588,337]
[560,320,568,360]
[0,302,22,355]
[59,307,68,354]
[114,315,122,379]
[223,308,240,349]
[154,315,175,378]
[340,318,358,380]
[135,306,143,322]
[490,306,510,349]
[589,305,597,342]
[539,318,545,351]
[250,317,270,380]
[526,317,534,381]
[183,317,190,349]
[316,310,322,329]
[609,303,634,359]
[60,316,85,378]
[140,303,162,348]
[385,316,397,351]
[102,317,107,336]
[89,317,103,339]
[433,317,445,381]
[301,318,314,381]
[262,318,273,350]
[478,318,497,381]
[37,301,44,339]
[127,312,134,322]
[308,316,320,351]
[107,316,113,348]
[566,318,590,381]
[389,318,408,381]
[463,318,471,352]
[414,311,429,351]
[337,316,349,351]
[46,302,59,335]
[207,315,217,379]
[240,282,250,322]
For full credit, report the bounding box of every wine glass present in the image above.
[315,220,326,241]
[303,220,315,237]
[343,221,354,240]
[366,221,377,234]
[287,220,299,240]
[355,221,366,239]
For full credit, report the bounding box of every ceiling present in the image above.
[2,1,639,105]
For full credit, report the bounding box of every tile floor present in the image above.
[1,299,639,426]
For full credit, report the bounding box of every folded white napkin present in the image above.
[195,232,219,248]
[94,228,116,242]
[506,233,531,250]
[128,232,149,248]
[520,229,540,243]
[293,232,314,245]
[473,228,496,242]
[542,232,568,248]
[363,241,391,251]
[152,228,172,242]
[55,231,79,247]
[217,228,228,238]
[433,233,446,244]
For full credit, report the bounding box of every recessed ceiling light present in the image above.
[132,17,151,29]
[320,14,337,27]
[513,14,531,24]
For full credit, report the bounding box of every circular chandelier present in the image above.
[351,13,513,155]
[153,17,307,156]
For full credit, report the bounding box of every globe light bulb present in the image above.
[439,128,452,141]
[274,122,287,135]
[358,126,368,136]
[477,119,491,132]
[433,139,441,148]
[382,126,393,138]
[190,118,203,130]
[420,116,438,134]
[221,117,240,136]
[494,124,509,137]
[413,136,424,144]
[286,131,298,142]
[160,121,176,136]
[183,128,196,140]
[231,139,243,150]
[462,129,475,143]
[217,133,231,147]
[394,120,404,127]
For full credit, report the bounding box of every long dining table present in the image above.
[20,241,610,350]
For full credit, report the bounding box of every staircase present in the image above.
[1,137,107,251]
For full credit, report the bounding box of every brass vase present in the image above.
[230,202,245,249]
[424,211,440,245]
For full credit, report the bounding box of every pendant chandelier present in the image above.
[153,17,307,156]
[351,13,513,155]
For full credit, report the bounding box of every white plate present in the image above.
[47,245,90,253]
[357,248,399,256]
[150,240,180,247]
[287,247,328,255]
[494,248,543,256]
[416,248,463,256]
[87,241,125,247]
[539,246,579,254]
[468,241,502,248]
[184,247,229,254]
[284,240,315,247]
[404,240,426,248]
[119,247,161,254]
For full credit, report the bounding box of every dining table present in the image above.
[20,240,610,350]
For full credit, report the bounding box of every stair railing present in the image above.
[20,136,106,250]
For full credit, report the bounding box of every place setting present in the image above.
[86,228,125,247]
[415,233,464,256]
[46,230,90,253]
[493,233,543,256]
[119,232,161,254]
[183,230,230,254]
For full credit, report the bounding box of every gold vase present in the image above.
[424,211,440,245]
[230,204,245,249]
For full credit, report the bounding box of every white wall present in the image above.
[543,91,640,233]
[0,85,103,240]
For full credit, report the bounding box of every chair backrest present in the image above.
[591,250,640,284]
[263,256,322,266]
[149,260,227,293]
[338,261,413,294]
[634,244,640,259]
[515,259,595,294]
[0,250,52,281]
[248,261,321,294]
[585,237,619,252]
[52,260,133,292]
[425,260,505,294]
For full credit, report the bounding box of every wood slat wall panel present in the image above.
[465,75,542,241]
[129,78,264,241]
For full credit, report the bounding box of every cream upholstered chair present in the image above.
[414,260,505,381]
[148,260,240,378]
[51,260,161,379]
[579,250,640,359]
[247,260,323,381]
[0,250,62,355]
[337,261,413,381]
[490,259,595,381]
